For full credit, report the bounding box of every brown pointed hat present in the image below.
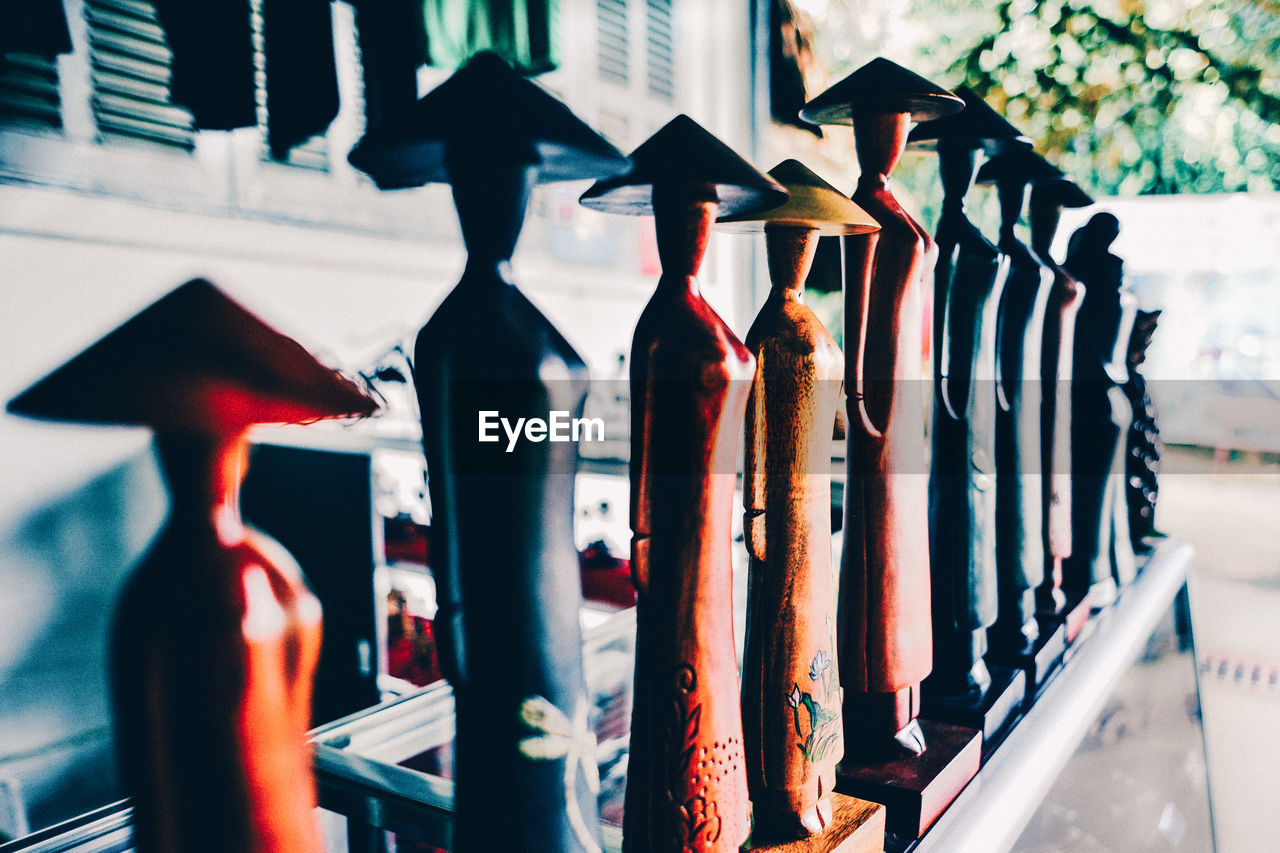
[7,280,378,434]
[717,159,879,236]
[799,57,964,125]
[907,86,1029,153]
[578,114,787,217]
[349,51,630,189]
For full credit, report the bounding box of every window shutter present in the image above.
[597,0,629,85]
[85,0,195,151]
[0,53,61,129]
[645,0,674,101]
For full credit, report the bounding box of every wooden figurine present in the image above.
[1027,176,1092,634]
[906,89,1028,735]
[1063,212,1138,607]
[944,149,1062,695]
[581,115,786,853]
[7,280,378,853]
[719,160,880,843]
[1124,309,1163,552]
[349,52,630,853]
[801,60,981,840]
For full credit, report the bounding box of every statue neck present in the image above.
[653,182,719,295]
[765,226,818,296]
[155,432,248,546]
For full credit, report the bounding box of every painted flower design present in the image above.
[808,649,831,682]
[787,625,841,764]
[517,693,601,853]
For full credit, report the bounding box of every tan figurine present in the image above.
[721,160,879,841]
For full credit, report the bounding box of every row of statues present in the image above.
[7,51,1160,853]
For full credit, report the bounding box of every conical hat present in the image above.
[907,86,1029,153]
[8,280,378,433]
[579,114,787,217]
[1033,175,1094,209]
[799,57,964,125]
[717,159,879,236]
[349,51,630,189]
[977,145,1066,186]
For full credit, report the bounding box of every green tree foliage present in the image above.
[955,0,1280,195]
[796,0,1280,195]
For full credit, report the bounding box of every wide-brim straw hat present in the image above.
[716,159,879,236]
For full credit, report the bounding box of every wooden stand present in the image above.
[922,665,1025,746]
[989,616,1066,695]
[835,720,979,840]
[1053,591,1093,643]
[743,793,886,853]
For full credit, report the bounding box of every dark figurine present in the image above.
[1027,176,1092,619]
[977,147,1062,657]
[800,58,963,760]
[907,88,1027,706]
[1125,309,1163,552]
[582,115,786,853]
[349,52,630,853]
[1063,212,1138,606]
[720,160,879,840]
[7,280,378,853]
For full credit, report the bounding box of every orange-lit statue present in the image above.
[800,58,963,760]
[720,160,879,840]
[7,280,377,853]
[582,115,786,853]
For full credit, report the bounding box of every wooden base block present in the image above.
[989,618,1067,699]
[1043,592,1093,643]
[834,720,980,840]
[922,665,1026,747]
[1062,593,1092,643]
[742,793,885,853]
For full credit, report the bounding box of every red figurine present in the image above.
[7,280,377,853]
[802,60,982,840]
[582,115,786,853]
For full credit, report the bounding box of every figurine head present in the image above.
[799,58,962,181]
[977,144,1064,233]
[1067,211,1122,256]
[578,114,786,218]
[348,51,630,189]
[906,86,1028,155]
[7,280,378,436]
[798,57,963,126]
[1029,172,1092,251]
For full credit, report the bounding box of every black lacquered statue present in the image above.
[972,148,1054,650]
[907,90,1027,725]
[1026,176,1093,638]
[1125,309,1163,552]
[350,52,630,853]
[972,146,1081,692]
[1063,212,1138,607]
